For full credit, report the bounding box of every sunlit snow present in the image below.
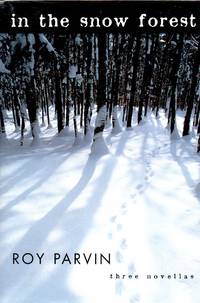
[0,108,200,303]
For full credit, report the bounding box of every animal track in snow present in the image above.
[128,262,136,273]
[110,215,117,223]
[136,185,145,195]
[130,193,136,199]
[136,184,143,190]
[117,223,123,231]
[120,239,127,250]
[145,170,153,179]
[121,202,127,209]
[130,193,137,204]
[130,294,140,303]
[115,280,125,296]
[116,251,123,263]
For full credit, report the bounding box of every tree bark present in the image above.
[84,35,93,136]
[183,40,200,136]
[54,61,64,133]
[127,34,141,127]
[168,35,183,134]
[93,32,107,139]
[26,77,39,141]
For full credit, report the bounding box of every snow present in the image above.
[91,105,109,155]
[170,121,180,140]
[69,64,78,79]
[0,59,10,74]
[39,34,56,53]
[76,73,83,85]
[16,33,27,50]
[0,109,200,303]
[30,120,40,145]
[27,34,35,75]
[75,35,82,46]
[27,33,35,48]
[112,105,122,134]
[93,104,107,132]
[147,37,152,55]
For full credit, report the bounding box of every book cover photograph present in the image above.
[0,1,200,302]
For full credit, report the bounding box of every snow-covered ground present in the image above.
[0,109,200,303]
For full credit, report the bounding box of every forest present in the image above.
[0,32,200,152]
[1,31,200,303]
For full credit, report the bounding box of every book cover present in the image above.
[0,1,200,303]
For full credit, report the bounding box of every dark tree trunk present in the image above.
[62,82,66,125]
[144,35,158,117]
[112,34,124,131]
[138,34,150,124]
[72,78,78,137]
[84,35,93,136]
[183,40,200,136]
[93,32,107,139]
[65,38,70,127]
[197,133,200,152]
[44,78,51,127]
[193,96,199,127]
[154,34,171,117]
[123,34,134,123]
[26,77,38,140]
[198,118,200,134]
[13,88,21,128]
[41,94,45,126]
[54,62,64,133]
[0,104,5,134]
[168,35,183,134]
[80,89,84,129]
[20,116,25,146]
[127,34,141,127]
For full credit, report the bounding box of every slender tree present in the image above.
[168,34,183,135]
[91,33,108,153]
[183,39,200,136]
[127,34,141,127]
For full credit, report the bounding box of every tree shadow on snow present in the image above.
[170,139,198,189]
[1,152,117,303]
[0,142,92,217]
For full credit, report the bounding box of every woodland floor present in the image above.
[0,108,200,303]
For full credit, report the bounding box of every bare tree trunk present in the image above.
[26,77,39,143]
[54,61,64,133]
[194,97,200,127]
[168,35,183,135]
[127,34,141,128]
[84,35,93,138]
[13,88,21,129]
[91,33,108,154]
[197,133,200,152]
[112,34,123,133]
[44,77,52,128]
[138,34,150,123]
[0,103,5,135]
[183,40,200,136]
[144,34,158,117]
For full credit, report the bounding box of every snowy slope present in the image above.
[0,110,200,303]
